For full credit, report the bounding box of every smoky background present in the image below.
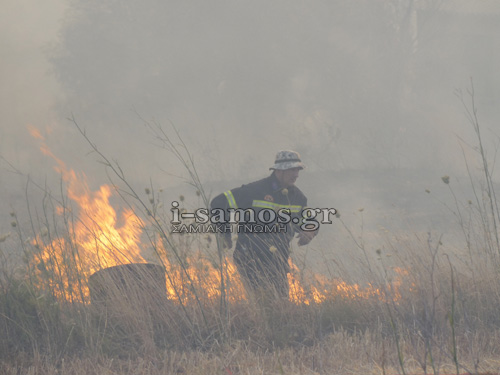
[1,0,500,276]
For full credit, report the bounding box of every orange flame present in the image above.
[162,255,246,304]
[29,127,406,305]
[30,130,145,302]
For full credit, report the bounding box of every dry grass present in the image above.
[3,173,500,375]
[3,101,500,374]
[2,240,500,375]
[1,330,500,375]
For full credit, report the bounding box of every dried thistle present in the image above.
[0,232,11,243]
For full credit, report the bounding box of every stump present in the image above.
[89,263,166,307]
[88,263,169,353]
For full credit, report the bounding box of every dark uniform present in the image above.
[210,172,308,298]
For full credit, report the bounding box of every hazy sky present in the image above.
[2,0,500,263]
[1,0,66,180]
[2,0,498,178]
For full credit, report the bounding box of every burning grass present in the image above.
[3,115,500,374]
[2,161,500,374]
[24,135,396,308]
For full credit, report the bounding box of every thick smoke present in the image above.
[2,1,500,269]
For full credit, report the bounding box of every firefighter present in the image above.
[210,150,318,299]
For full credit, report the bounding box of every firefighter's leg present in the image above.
[234,257,261,298]
[268,263,289,300]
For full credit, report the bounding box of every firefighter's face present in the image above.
[276,167,301,187]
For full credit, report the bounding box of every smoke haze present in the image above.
[2,0,500,272]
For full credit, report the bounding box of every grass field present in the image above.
[2,111,500,374]
[2,177,500,375]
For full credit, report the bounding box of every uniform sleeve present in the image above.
[209,184,252,248]
[211,184,253,212]
[209,192,232,244]
[210,192,230,212]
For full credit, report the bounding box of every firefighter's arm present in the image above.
[210,192,233,249]
[210,184,252,249]
[297,229,318,246]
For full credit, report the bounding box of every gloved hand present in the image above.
[297,230,318,246]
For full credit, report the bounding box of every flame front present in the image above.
[29,128,405,305]
[30,129,145,302]
[162,255,247,304]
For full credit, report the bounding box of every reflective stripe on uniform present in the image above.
[252,200,302,213]
[223,190,238,209]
